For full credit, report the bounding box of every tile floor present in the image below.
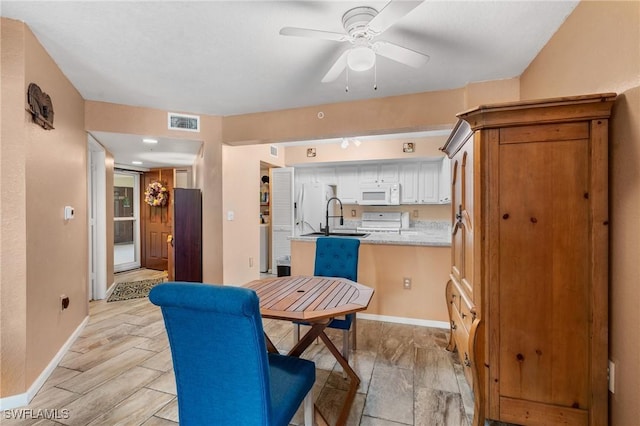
[3,294,481,426]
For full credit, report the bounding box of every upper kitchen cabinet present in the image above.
[418,161,439,204]
[399,162,419,204]
[315,166,337,185]
[359,163,399,184]
[336,165,359,204]
[438,157,451,203]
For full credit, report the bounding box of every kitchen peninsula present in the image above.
[290,224,451,326]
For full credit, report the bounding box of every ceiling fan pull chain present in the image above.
[374,61,378,91]
[345,66,350,92]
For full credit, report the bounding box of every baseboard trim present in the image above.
[357,313,449,329]
[0,315,89,410]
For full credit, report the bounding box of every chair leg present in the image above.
[342,329,349,363]
[352,313,357,351]
[303,390,313,426]
[293,323,300,344]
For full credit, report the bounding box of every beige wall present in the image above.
[463,77,520,109]
[1,19,88,396]
[1,18,30,398]
[85,102,225,283]
[291,241,451,322]
[519,2,640,425]
[222,89,465,145]
[284,135,448,165]
[222,145,285,285]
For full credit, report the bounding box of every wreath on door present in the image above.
[144,181,169,207]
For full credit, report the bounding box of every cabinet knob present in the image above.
[461,312,467,319]
[451,321,457,330]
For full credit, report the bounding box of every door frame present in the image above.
[114,170,141,273]
[88,135,107,300]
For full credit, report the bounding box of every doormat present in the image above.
[107,278,166,302]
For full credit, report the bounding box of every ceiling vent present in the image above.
[168,112,200,132]
[270,145,278,157]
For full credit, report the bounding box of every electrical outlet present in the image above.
[403,277,411,289]
[608,360,615,393]
[351,209,356,217]
[60,295,70,311]
[412,210,419,218]
[249,257,254,267]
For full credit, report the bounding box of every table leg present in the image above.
[264,333,279,354]
[288,322,328,358]
[319,332,360,426]
[287,323,360,426]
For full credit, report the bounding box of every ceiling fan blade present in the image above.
[374,41,430,68]
[321,50,349,83]
[367,0,423,35]
[279,27,348,42]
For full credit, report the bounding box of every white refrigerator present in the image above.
[296,182,336,235]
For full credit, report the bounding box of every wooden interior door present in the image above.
[141,169,174,271]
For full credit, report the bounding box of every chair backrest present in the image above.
[149,282,272,425]
[314,237,360,281]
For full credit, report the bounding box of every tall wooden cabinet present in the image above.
[442,93,616,426]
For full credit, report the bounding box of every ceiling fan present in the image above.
[280,0,429,83]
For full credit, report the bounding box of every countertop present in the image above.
[289,228,451,247]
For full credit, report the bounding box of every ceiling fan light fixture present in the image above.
[347,46,376,71]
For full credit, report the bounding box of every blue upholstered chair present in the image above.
[295,237,361,362]
[149,282,315,426]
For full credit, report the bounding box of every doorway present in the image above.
[141,169,174,271]
[114,171,141,272]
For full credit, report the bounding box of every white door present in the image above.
[88,135,107,300]
[271,167,294,274]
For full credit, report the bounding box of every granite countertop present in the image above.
[290,222,452,247]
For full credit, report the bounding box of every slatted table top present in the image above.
[244,275,374,322]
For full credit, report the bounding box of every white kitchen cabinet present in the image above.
[315,166,337,185]
[359,163,399,184]
[419,161,439,203]
[336,165,359,204]
[438,156,451,203]
[379,163,399,183]
[399,162,420,204]
[358,164,379,184]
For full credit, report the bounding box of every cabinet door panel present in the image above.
[399,163,419,204]
[337,165,359,204]
[379,163,399,183]
[419,162,439,203]
[359,164,379,183]
[450,147,474,297]
[497,138,590,407]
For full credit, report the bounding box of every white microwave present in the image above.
[359,183,400,205]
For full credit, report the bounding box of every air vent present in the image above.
[168,112,200,132]
[270,145,278,157]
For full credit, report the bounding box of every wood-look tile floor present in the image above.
[5,294,479,426]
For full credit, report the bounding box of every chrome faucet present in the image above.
[321,197,344,236]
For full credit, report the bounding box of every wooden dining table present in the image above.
[244,275,374,426]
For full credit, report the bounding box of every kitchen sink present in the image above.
[301,232,369,238]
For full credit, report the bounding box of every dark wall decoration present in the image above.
[26,83,54,130]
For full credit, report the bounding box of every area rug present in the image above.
[107,278,165,302]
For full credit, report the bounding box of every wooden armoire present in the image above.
[442,93,616,426]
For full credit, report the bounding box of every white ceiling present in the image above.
[2,0,579,167]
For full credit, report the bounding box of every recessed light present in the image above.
[132,161,143,165]
[142,138,158,144]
